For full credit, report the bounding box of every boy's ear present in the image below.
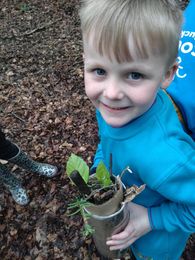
[161,63,178,89]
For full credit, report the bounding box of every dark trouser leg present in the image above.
[0,129,19,160]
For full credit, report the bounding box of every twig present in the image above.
[1,18,62,40]
[10,112,26,123]
[85,183,116,201]
[120,166,133,179]
[21,18,62,37]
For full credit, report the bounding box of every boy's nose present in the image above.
[103,79,124,100]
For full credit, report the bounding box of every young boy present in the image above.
[167,0,195,140]
[79,0,195,259]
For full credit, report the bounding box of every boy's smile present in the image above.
[84,41,175,127]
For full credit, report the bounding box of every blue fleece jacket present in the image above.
[93,90,195,259]
[167,0,195,140]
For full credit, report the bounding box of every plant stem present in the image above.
[109,153,113,177]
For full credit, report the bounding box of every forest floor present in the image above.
[0,0,194,259]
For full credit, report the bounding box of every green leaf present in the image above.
[95,161,112,187]
[82,224,95,237]
[66,153,89,183]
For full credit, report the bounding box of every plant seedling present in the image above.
[66,153,112,197]
[66,153,116,236]
[66,153,146,238]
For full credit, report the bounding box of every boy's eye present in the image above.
[94,68,106,76]
[128,72,143,80]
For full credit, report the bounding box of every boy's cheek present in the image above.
[85,77,95,94]
[85,87,99,109]
[85,83,94,100]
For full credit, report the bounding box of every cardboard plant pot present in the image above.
[84,176,130,259]
[66,154,145,259]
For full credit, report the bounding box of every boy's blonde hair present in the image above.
[79,0,183,67]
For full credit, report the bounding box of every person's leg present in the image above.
[8,143,61,178]
[0,129,18,160]
[0,128,60,177]
[0,129,60,205]
[0,164,29,205]
[0,129,28,205]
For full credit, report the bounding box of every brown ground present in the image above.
[0,0,194,259]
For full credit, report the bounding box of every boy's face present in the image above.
[84,40,175,128]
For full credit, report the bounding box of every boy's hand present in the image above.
[106,202,151,251]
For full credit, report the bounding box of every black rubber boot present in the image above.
[8,144,60,178]
[0,164,29,205]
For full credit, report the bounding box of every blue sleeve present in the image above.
[149,203,195,233]
[92,143,104,169]
[149,155,195,233]
[191,129,195,140]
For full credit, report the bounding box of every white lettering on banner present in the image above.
[181,31,185,38]
[184,31,190,37]
[181,30,195,40]
[176,56,187,79]
[181,42,193,54]
[179,41,195,56]
[175,31,195,80]
[190,32,195,38]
